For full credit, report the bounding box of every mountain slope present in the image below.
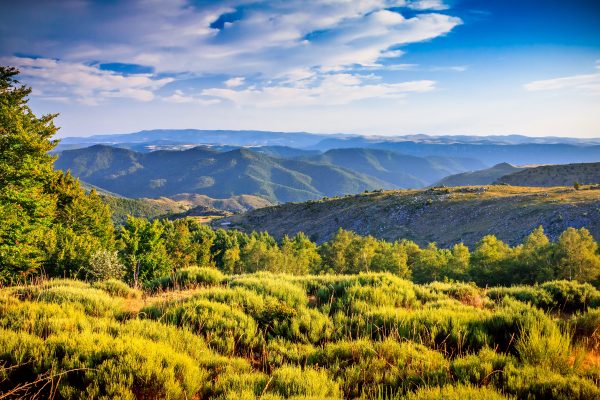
[219,186,600,247]
[309,138,600,165]
[303,148,486,188]
[496,162,600,187]
[435,163,527,186]
[55,145,385,203]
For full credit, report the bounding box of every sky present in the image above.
[1,0,599,138]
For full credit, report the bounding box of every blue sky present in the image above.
[1,0,599,137]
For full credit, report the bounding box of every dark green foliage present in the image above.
[118,216,171,287]
[0,67,115,283]
[0,66,58,282]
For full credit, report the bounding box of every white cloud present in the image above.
[430,65,468,72]
[224,77,245,87]
[2,0,462,107]
[202,73,435,107]
[406,0,449,11]
[2,56,173,104]
[22,1,460,78]
[524,65,600,95]
[162,90,220,105]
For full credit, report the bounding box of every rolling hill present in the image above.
[303,148,486,188]
[217,185,600,247]
[98,193,272,225]
[496,162,600,187]
[57,130,600,166]
[434,163,527,186]
[55,145,386,203]
[310,138,600,165]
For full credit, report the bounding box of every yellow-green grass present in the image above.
[1,274,600,399]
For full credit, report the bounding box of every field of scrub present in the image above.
[2,269,600,399]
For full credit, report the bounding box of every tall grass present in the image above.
[1,275,598,399]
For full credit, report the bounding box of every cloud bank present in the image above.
[2,0,460,106]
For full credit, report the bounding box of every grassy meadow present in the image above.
[2,270,600,399]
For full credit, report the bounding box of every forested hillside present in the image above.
[55,145,386,202]
[303,148,485,188]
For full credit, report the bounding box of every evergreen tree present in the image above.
[0,67,58,282]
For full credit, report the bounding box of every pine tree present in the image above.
[0,67,58,283]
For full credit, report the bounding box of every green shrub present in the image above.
[406,384,512,400]
[308,339,449,398]
[86,249,125,281]
[144,297,260,355]
[541,280,600,312]
[230,273,308,309]
[268,365,341,399]
[503,365,600,400]
[451,347,516,386]
[5,284,124,317]
[573,308,600,349]
[0,328,206,399]
[266,339,316,367]
[427,282,485,307]
[345,303,491,354]
[487,286,555,310]
[145,266,225,292]
[93,279,141,298]
[515,319,573,373]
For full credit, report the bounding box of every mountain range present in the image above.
[56,144,495,203]
[56,129,600,166]
[56,145,387,203]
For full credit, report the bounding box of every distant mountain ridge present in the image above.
[57,129,600,166]
[55,145,387,203]
[56,144,495,203]
[434,163,527,186]
[496,162,600,187]
[303,148,486,188]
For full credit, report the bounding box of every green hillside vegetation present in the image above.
[168,193,273,211]
[99,195,192,225]
[55,144,387,203]
[435,163,527,186]
[303,148,486,188]
[4,66,600,399]
[3,273,600,399]
[99,193,272,225]
[222,185,600,247]
[496,162,600,187]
